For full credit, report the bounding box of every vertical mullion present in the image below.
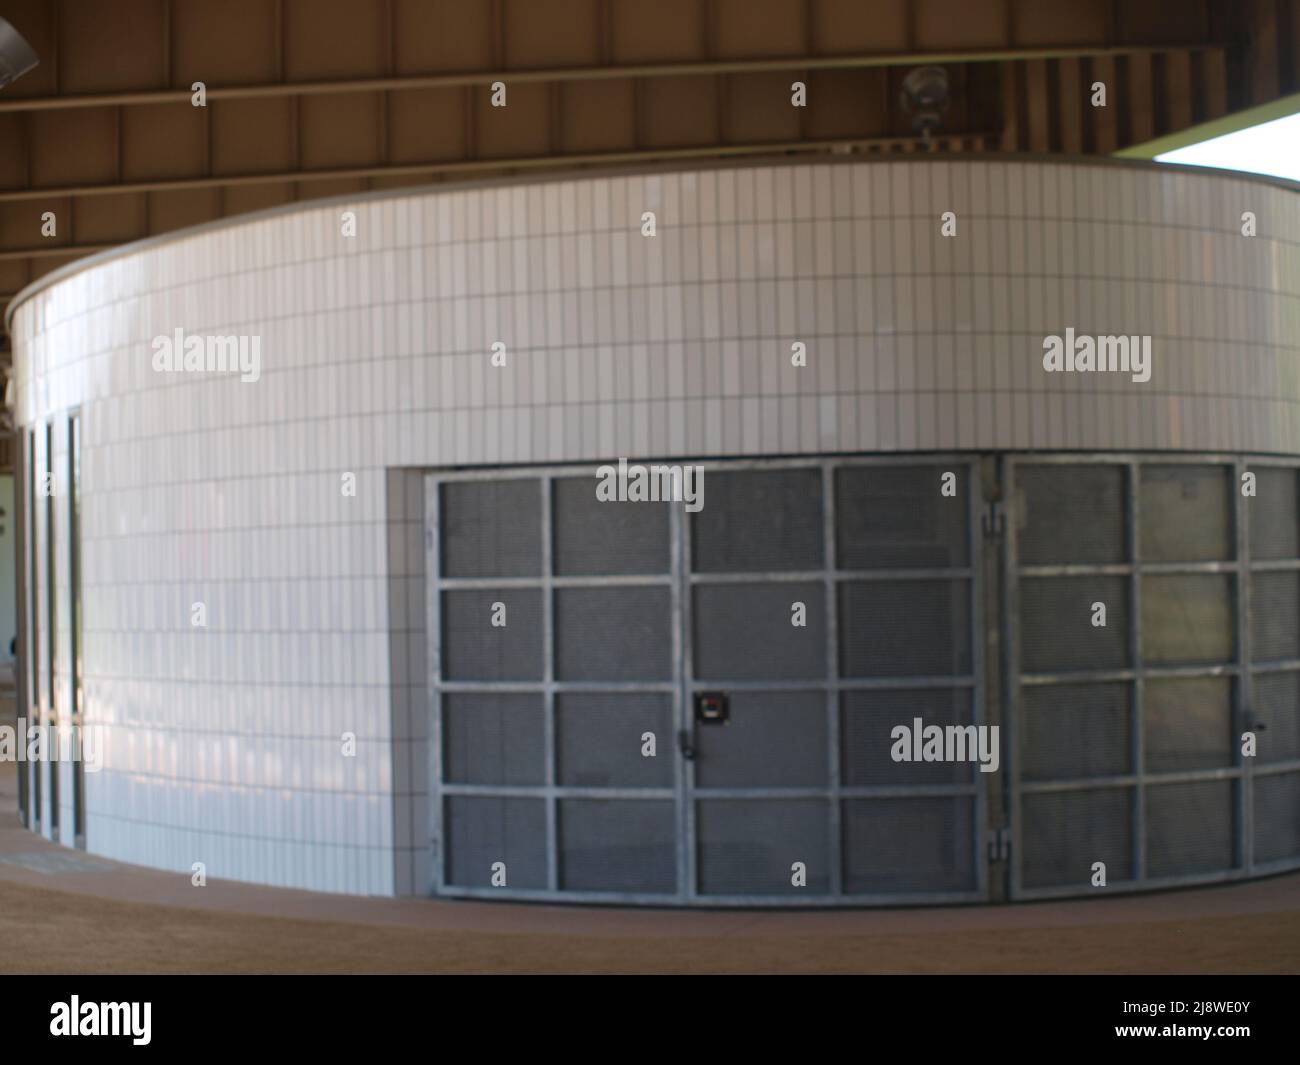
[969,457,987,899]
[16,430,30,830]
[69,412,83,847]
[1003,456,1022,898]
[1236,458,1253,873]
[542,475,557,892]
[822,461,841,896]
[669,495,688,900]
[45,421,58,840]
[680,493,697,900]
[28,429,41,835]
[427,477,444,893]
[1129,461,1145,883]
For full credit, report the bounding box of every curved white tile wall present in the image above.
[8,157,1300,895]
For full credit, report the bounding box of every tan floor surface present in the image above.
[1,737,1298,973]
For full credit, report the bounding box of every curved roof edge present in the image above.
[8,150,1299,333]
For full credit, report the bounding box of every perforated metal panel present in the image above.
[559,800,677,894]
[694,691,828,788]
[445,796,548,890]
[443,693,545,785]
[1250,469,1300,560]
[1145,780,1235,879]
[691,468,824,573]
[834,465,970,569]
[1020,682,1131,782]
[838,580,971,677]
[442,589,544,680]
[841,688,974,786]
[441,479,542,577]
[1139,465,1233,562]
[553,476,669,575]
[1021,788,1134,889]
[1254,771,1300,863]
[1251,573,1300,662]
[1143,677,1233,772]
[556,693,673,788]
[1252,672,1300,764]
[555,586,673,681]
[842,797,976,894]
[1015,464,1127,565]
[1020,576,1129,672]
[1140,575,1235,665]
[693,582,826,680]
[696,799,831,896]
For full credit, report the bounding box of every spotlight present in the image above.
[0,17,39,90]
[900,65,950,138]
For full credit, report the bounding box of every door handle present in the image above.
[677,730,695,760]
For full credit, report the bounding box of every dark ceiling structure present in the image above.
[0,0,1297,343]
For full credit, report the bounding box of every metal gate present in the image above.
[1003,454,1300,899]
[425,456,988,905]
[424,452,1300,904]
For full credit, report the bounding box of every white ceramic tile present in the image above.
[9,157,1300,895]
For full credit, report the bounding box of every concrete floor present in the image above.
[1,715,1298,972]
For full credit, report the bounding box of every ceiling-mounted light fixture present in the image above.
[900,65,950,141]
[0,17,39,90]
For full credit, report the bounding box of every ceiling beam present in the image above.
[0,244,115,262]
[0,131,995,205]
[0,43,1218,114]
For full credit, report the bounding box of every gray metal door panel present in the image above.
[680,458,986,905]
[425,456,991,906]
[1004,454,1300,899]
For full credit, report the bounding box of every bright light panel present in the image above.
[1155,111,1300,182]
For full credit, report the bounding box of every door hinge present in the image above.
[981,499,1007,540]
[986,826,1011,862]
